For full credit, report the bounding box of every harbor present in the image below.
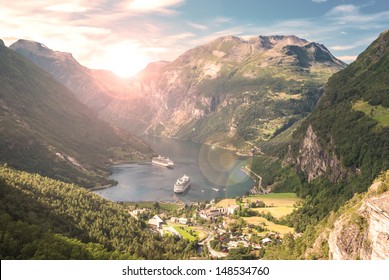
[94,136,254,203]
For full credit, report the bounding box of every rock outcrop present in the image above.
[328,176,389,260]
[286,124,346,182]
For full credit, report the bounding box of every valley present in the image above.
[1,29,389,260]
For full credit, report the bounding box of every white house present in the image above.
[227,205,240,215]
[148,215,164,229]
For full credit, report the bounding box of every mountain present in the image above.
[0,40,152,187]
[284,30,389,231]
[9,39,128,111]
[12,36,346,152]
[100,35,346,150]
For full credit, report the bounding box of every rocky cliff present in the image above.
[285,124,346,182]
[328,172,389,259]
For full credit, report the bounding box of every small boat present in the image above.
[212,188,219,192]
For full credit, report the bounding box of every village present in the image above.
[125,193,302,259]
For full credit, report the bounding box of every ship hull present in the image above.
[152,161,173,168]
[173,175,190,194]
[174,183,190,194]
[151,156,174,168]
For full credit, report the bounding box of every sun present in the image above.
[103,42,150,78]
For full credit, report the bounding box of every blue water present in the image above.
[94,137,254,203]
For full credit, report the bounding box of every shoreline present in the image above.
[241,165,267,194]
[110,158,151,165]
[89,183,114,191]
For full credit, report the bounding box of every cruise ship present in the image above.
[174,175,190,194]
[152,155,174,168]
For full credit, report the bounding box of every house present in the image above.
[199,208,223,220]
[261,237,272,244]
[178,217,188,225]
[148,215,164,229]
[227,205,240,215]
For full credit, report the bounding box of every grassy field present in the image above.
[172,226,198,241]
[243,216,294,235]
[216,193,301,214]
[216,199,237,208]
[217,193,301,235]
[253,206,295,219]
[353,100,389,128]
[121,201,181,211]
[245,193,302,208]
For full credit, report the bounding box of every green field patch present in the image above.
[245,193,301,208]
[122,201,181,211]
[243,216,294,235]
[253,206,295,219]
[173,226,198,241]
[353,100,389,128]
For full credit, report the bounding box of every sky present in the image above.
[1,0,389,77]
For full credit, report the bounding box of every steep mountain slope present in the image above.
[284,30,389,231]
[0,40,152,187]
[100,35,346,150]
[12,36,346,152]
[327,173,389,260]
[263,170,389,260]
[10,39,128,111]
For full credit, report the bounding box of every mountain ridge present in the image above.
[10,39,121,111]
[11,35,346,152]
[100,34,346,151]
[0,41,152,187]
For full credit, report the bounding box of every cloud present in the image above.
[336,55,358,62]
[329,36,377,51]
[312,0,327,3]
[327,4,360,16]
[186,21,207,30]
[126,0,184,14]
[213,17,233,24]
[326,4,389,25]
[330,45,358,51]
[44,3,88,13]
[1,0,387,76]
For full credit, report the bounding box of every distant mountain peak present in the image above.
[214,34,309,49]
[258,34,309,47]
[11,39,50,53]
[10,39,74,61]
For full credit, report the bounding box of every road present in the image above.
[199,228,227,258]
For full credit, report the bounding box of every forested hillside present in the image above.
[263,170,389,260]
[0,165,197,259]
[283,30,389,232]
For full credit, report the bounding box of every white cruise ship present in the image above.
[174,175,190,194]
[152,155,174,168]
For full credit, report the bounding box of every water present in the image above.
[95,136,254,203]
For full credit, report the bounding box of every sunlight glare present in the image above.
[103,42,149,78]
